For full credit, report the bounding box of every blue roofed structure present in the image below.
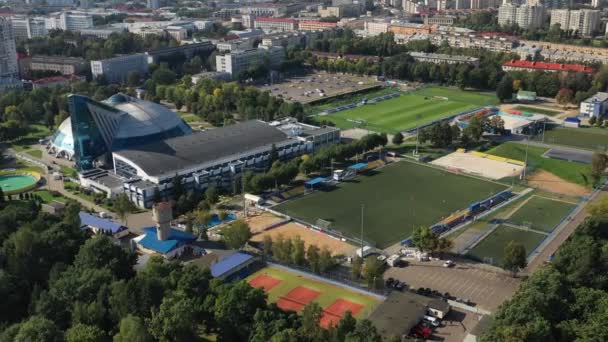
[349,162,368,170]
[137,227,197,256]
[79,212,128,237]
[210,252,257,281]
[304,177,327,186]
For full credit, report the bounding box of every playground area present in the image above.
[463,193,577,266]
[274,161,507,248]
[250,222,357,256]
[247,265,381,328]
[317,86,497,133]
[0,169,41,195]
[431,150,524,180]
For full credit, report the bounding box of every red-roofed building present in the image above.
[254,17,297,32]
[502,60,595,74]
[298,21,337,32]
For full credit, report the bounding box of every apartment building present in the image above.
[91,54,149,84]
[239,4,288,17]
[19,55,87,77]
[10,16,47,40]
[580,92,608,118]
[261,32,309,48]
[423,16,455,26]
[498,4,545,29]
[409,52,480,67]
[364,21,390,35]
[0,18,21,92]
[550,9,600,37]
[318,4,362,18]
[298,21,337,32]
[215,46,285,78]
[430,32,517,53]
[45,12,94,32]
[390,23,436,36]
[146,41,215,64]
[254,17,297,32]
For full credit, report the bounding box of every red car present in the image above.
[411,325,432,339]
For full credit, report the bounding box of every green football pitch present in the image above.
[274,161,507,248]
[467,225,546,266]
[508,195,576,233]
[317,86,498,133]
[538,126,608,151]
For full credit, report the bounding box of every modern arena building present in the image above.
[50,93,340,208]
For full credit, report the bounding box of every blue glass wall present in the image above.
[69,95,111,170]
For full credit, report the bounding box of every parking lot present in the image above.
[384,258,521,312]
[258,71,380,104]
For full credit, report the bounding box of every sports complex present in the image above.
[247,265,382,328]
[273,160,507,249]
[315,86,498,133]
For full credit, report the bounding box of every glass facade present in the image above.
[69,95,112,170]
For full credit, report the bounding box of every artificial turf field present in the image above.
[318,86,497,133]
[508,195,576,233]
[467,225,546,266]
[274,161,506,248]
[247,265,381,327]
[487,142,590,186]
[539,126,608,151]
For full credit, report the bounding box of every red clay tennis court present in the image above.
[277,286,320,312]
[248,274,282,292]
[320,299,364,328]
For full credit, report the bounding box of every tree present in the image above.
[496,75,514,103]
[411,226,439,253]
[502,240,527,276]
[463,116,486,142]
[149,294,200,342]
[591,152,608,186]
[268,144,279,167]
[127,71,141,87]
[307,244,320,273]
[318,247,334,273]
[589,116,597,126]
[13,316,62,342]
[222,220,252,249]
[362,257,385,289]
[113,193,135,226]
[556,88,574,106]
[113,315,151,342]
[351,255,363,280]
[204,186,219,206]
[300,303,324,339]
[262,235,273,257]
[488,115,505,133]
[65,324,105,342]
[291,235,306,265]
[171,174,184,201]
[391,132,404,145]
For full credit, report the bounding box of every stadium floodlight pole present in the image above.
[415,126,420,156]
[523,136,529,181]
[541,120,546,143]
[360,204,364,255]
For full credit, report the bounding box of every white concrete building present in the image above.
[0,17,21,93]
[550,9,600,37]
[580,92,608,118]
[498,4,545,29]
[215,46,285,78]
[409,52,480,67]
[91,54,149,84]
[10,16,47,40]
[364,20,389,35]
[45,12,94,32]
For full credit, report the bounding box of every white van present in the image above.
[423,315,440,327]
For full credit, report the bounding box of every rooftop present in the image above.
[255,17,297,23]
[409,52,479,62]
[138,227,197,254]
[113,120,289,177]
[583,92,608,103]
[210,252,254,278]
[79,212,125,234]
[368,292,428,339]
[503,60,596,74]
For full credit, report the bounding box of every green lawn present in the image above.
[307,88,397,115]
[316,87,497,133]
[512,106,561,116]
[467,225,546,266]
[538,126,608,151]
[487,142,591,186]
[508,196,576,233]
[33,190,67,204]
[274,161,506,248]
[247,265,380,318]
[25,149,42,159]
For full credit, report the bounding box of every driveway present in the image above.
[385,259,520,312]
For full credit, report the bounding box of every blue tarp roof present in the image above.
[79,212,125,233]
[210,252,253,277]
[305,177,327,186]
[138,227,197,254]
[349,162,368,170]
[565,117,581,123]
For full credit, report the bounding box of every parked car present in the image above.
[385,277,395,287]
[423,315,440,327]
[443,260,455,268]
[411,325,432,339]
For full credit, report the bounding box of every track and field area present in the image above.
[274,161,507,248]
[507,195,576,233]
[511,105,561,116]
[247,265,381,327]
[487,142,591,187]
[467,225,546,266]
[317,87,497,133]
[538,126,608,151]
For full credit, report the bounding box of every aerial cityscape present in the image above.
[0,0,607,340]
